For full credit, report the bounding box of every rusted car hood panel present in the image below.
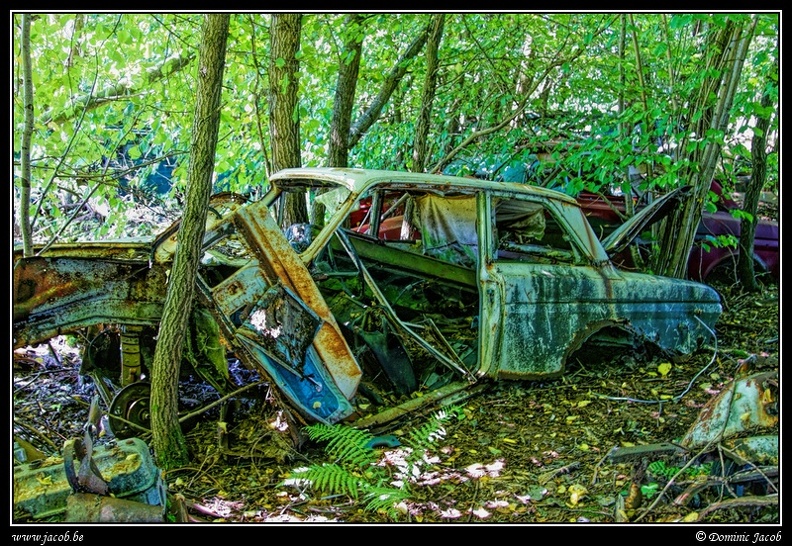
[600,186,691,255]
[13,251,167,347]
[225,201,362,402]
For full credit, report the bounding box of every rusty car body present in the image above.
[13,168,722,429]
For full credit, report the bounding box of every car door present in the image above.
[194,199,363,424]
[478,194,609,380]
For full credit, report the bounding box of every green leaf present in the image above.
[127,145,142,160]
[640,482,660,499]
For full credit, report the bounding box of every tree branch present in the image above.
[40,52,196,127]
[347,19,433,149]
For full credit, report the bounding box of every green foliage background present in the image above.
[12,13,778,244]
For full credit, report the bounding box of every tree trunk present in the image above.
[654,18,755,278]
[315,14,365,226]
[347,19,432,149]
[412,14,444,173]
[150,13,229,470]
[328,14,365,168]
[269,13,307,229]
[738,56,777,290]
[19,14,34,256]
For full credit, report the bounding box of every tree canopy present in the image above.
[12,12,779,277]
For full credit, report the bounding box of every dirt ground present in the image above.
[12,281,779,525]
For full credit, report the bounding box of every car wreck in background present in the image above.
[578,182,779,284]
[13,168,722,431]
[457,153,779,284]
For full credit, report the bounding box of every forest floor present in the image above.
[12,278,779,526]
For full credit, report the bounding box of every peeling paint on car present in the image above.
[13,168,722,426]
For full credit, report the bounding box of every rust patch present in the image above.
[681,371,778,450]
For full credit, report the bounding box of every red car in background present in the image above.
[354,181,779,284]
[577,182,779,283]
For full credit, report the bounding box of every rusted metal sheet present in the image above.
[722,435,778,466]
[231,201,362,400]
[13,253,167,347]
[179,199,363,424]
[680,371,779,450]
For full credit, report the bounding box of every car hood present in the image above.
[601,185,692,256]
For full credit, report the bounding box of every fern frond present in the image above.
[363,485,410,517]
[304,423,377,467]
[402,406,457,452]
[291,463,362,499]
[290,410,461,518]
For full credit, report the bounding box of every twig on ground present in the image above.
[539,461,580,485]
[696,494,778,521]
[13,416,61,452]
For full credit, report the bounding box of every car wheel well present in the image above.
[566,323,663,370]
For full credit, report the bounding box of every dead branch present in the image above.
[13,416,61,453]
[177,379,267,425]
[352,381,487,429]
[696,494,778,521]
[633,441,715,523]
[539,462,580,485]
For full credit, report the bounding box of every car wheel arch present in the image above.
[563,319,666,368]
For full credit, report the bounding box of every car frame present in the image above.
[13,168,722,428]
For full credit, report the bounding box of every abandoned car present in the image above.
[577,182,779,284]
[12,168,723,431]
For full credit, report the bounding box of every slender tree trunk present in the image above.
[328,14,364,168]
[269,13,306,229]
[316,14,364,225]
[347,19,432,149]
[66,14,84,68]
[150,13,229,470]
[738,56,777,290]
[244,15,272,186]
[19,14,34,256]
[412,14,444,173]
[654,18,755,278]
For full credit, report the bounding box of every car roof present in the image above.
[269,167,579,205]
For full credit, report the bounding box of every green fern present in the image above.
[398,407,461,475]
[364,485,410,516]
[282,406,465,520]
[648,459,714,480]
[403,408,453,450]
[304,423,377,467]
[290,463,362,498]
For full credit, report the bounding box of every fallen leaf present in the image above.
[624,482,642,510]
[567,483,588,506]
[439,508,462,519]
